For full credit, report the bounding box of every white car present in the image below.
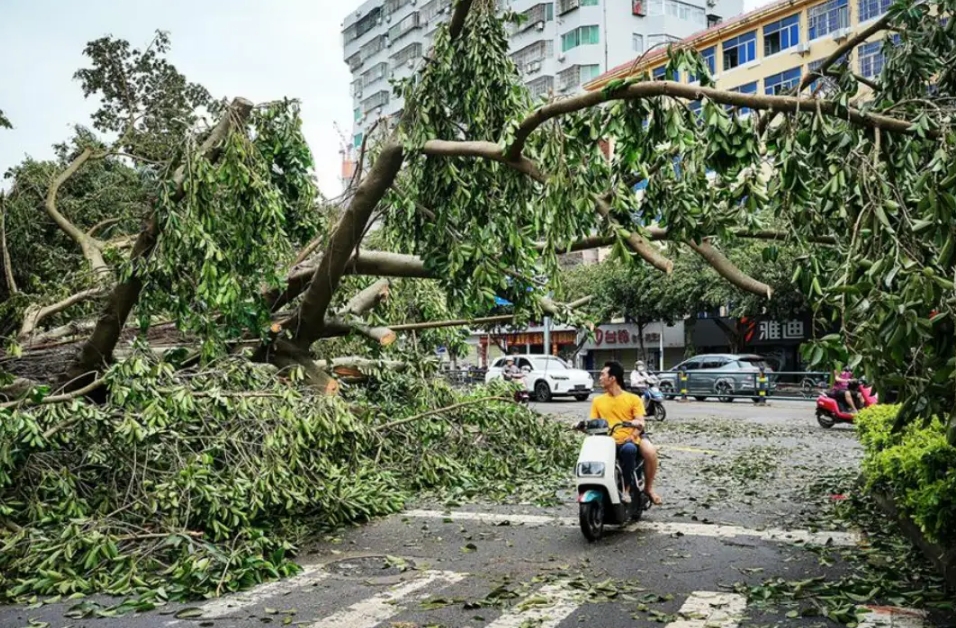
[485,354,594,402]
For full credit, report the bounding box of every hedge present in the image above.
[856,404,956,546]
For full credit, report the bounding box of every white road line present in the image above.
[164,565,329,625]
[306,569,466,628]
[857,605,930,628]
[484,580,581,628]
[402,509,860,546]
[665,590,747,628]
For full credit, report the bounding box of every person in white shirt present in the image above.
[629,360,657,392]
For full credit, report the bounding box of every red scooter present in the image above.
[815,380,878,428]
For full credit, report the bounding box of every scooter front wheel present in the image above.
[579,500,604,542]
[816,411,835,429]
[654,403,667,421]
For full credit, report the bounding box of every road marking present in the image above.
[665,591,747,628]
[857,605,930,628]
[662,445,719,455]
[164,565,329,624]
[305,569,466,628]
[402,509,860,546]
[484,580,581,628]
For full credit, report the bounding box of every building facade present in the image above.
[586,0,896,100]
[340,0,744,174]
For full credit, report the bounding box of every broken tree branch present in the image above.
[595,199,674,273]
[19,287,108,339]
[686,239,773,298]
[43,147,109,275]
[380,395,513,430]
[339,279,391,318]
[506,78,936,160]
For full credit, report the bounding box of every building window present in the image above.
[632,33,645,53]
[646,0,705,24]
[764,14,800,55]
[652,65,679,81]
[361,62,389,88]
[391,42,423,66]
[729,81,758,114]
[359,35,387,62]
[808,0,849,39]
[764,67,802,94]
[353,133,364,148]
[858,0,891,22]
[647,33,680,48]
[527,75,555,99]
[558,64,601,91]
[808,54,848,95]
[511,40,554,70]
[722,31,757,70]
[859,40,884,78]
[354,108,362,121]
[362,90,390,113]
[689,46,715,82]
[515,3,555,33]
[388,11,420,42]
[420,0,452,23]
[558,0,584,14]
[561,25,600,52]
[582,0,599,4]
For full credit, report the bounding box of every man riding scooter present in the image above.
[629,360,658,402]
[503,357,530,403]
[591,361,662,505]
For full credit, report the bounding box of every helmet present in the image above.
[636,360,646,369]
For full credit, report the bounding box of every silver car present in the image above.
[657,354,775,402]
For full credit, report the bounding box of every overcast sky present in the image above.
[0,0,766,199]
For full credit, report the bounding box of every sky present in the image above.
[0,0,768,199]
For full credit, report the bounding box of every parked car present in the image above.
[657,354,775,402]
[485,355,594,402]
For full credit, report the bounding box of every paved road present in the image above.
[2,400,948,628]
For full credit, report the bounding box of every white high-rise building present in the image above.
[340,0,744,177]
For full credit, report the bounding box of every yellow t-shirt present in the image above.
[589,391,646,445]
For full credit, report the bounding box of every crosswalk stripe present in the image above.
[483,580,581,628]
[304,569,466,628]
[164,565,329,624]
[402,509,860,546]
[857,605,930,628]
[665,591,747,628]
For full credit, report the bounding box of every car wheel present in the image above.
[534,381,552,402]
[716,381,734,403]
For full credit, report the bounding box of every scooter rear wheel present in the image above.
[653,403,667,421]
[816,411,835,429]
[579,500,604,542]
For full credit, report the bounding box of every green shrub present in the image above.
[856,404,956,546]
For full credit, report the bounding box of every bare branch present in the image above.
[43,147,109,274]
[448,0,476,41]
[19,287,108,339]
[595,199,674,273]
[86,216,123,237]
[686,239,773,298]
[422,139,546,182]
[339,278,391,318]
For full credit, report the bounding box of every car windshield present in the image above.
[739,357,771,370]
[533,356,570,371]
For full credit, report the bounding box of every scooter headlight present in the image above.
[576,462,606,477]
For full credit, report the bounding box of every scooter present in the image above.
[573,419,651,541]
[815,380,878,428]
[642,385,667,421]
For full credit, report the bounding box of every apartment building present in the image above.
[587,0,895,100]
[340,0,744,181]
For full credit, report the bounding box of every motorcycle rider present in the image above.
[830,367,858,414]
[629,360,658,405]
[590,361,662,505]
[503,357,526,385]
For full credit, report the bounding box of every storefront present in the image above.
[690,316,812,371]
[467,324,580,368]
[579,322,686,371]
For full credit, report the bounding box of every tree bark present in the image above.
[61,97,255,388]
[712,318,741,353]
[339,278,390,318]
[262,338,338,394]
[687,240,773,299]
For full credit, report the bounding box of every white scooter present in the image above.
[573,419,651,541]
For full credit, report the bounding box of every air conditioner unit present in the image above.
[407,59,415,68]
[832,27,849,41]
[557,53,566,62]
[410,0,416,4]
[558,83,569,91]
[386,14,392,21]
[536,21,545,30]
[793,41,810,54]
[528,60,542,72]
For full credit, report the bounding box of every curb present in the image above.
[871,487,956,591]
